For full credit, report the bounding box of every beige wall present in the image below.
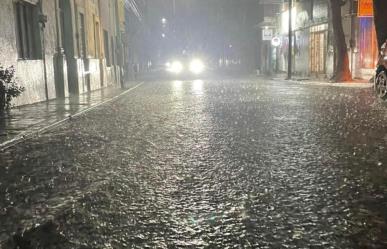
[0,0,58,106]
[0,0,124,106]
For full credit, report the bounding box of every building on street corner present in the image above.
[277,0,333,79]
[0,0,127,106]
[257,0,378,81]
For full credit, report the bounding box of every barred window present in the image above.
[15,1,42,60]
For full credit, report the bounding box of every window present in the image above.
[59,0,66,50]
[15,1,42,60]
[103,30,111,66]
[94,17,100,58]
[93,15,97,57]
[77,13,86,58]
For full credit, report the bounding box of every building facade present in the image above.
[350,0,378,79]
[0,0,125,106]
[277,0,334,79]
[260,0,378,80]
[257,0,282,76]
[124,0,147,80]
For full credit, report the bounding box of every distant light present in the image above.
[162,18,167,24]
[189,59,205,75]
[229,44,233,48]
[167,60,183,74]
[271,37,281,47]
[162,33,166,38]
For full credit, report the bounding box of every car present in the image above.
[164,55,208,78]
[375,41,387,100]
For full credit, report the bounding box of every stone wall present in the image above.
[0,0,125,107]
[0,0,58,106]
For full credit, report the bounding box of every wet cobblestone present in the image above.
[1,78,387,248]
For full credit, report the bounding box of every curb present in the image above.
[271,78,373,89]
[0,82,144,151]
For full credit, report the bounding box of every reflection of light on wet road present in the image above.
[173,80,183,89]
[172,80,183,97]
[2,78,387,248]
[192,80,204,95]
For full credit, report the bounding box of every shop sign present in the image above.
[358,0,374,17]
[262,29,273,41]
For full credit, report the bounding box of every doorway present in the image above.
[78,12,90,92]
[309,24,328,76]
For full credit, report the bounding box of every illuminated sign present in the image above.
[358,0,374,17]
[262,29,273,41]
[271,37,281,47]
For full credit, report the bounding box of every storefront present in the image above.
[357,0,378,78]
[359,18,378,69]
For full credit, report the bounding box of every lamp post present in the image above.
[287,0,293,80]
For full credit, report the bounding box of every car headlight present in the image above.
[166,61,183,74]
[189,59,205,74]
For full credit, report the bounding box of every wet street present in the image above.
[1,77,387,248]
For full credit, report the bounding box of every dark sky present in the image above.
[145,0,262,67]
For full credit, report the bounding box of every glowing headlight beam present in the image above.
[167,60,184,74]
[189,59,205,75]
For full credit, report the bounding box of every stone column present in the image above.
[53,0,68,98]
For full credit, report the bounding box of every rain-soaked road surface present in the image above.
[1,77,387,248]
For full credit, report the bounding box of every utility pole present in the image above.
[287,0,292,80]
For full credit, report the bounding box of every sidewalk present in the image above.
[270,75,373,88]
[0,82,143,149]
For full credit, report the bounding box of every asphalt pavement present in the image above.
[0,77,387,248]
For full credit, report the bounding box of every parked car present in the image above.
[375,41,387,100]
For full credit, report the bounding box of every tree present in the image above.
[373,0,387,49]
[0,65,24,110]
[329,0,352,82]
